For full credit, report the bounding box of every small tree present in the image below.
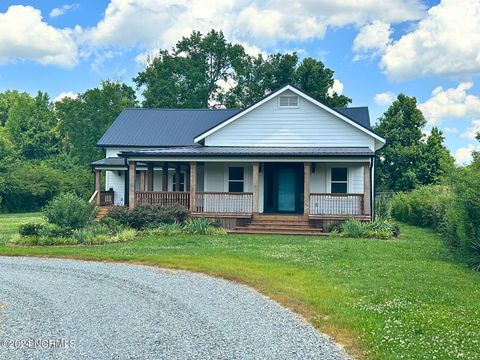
[44,193,96,229]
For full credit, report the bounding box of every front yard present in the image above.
[0,213,479,359]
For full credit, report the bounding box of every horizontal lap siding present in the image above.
[105,171,125,205]
[204,90,375,149]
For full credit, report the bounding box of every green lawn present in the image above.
[0,213,479,359]
[0,212,43,242]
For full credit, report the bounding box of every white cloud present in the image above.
[418,82,480,125]
[454,144,480,165]
[461,119,480,140]
[374,92,395,105]
[444,127,459,134]
[50,4,79,18]
[327,79,344,96]
[82,0,424,51]
[53,91,79,102]
[0,5,78,67]
[353,21,392,60]
[380,0,480,80]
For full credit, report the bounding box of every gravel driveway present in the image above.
[0,256,350,359]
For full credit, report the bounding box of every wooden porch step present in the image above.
[229,229,326,236]
[96,206,110,220]
[248,222,311,228]
[252,214,307,221]
[236,226,320,232]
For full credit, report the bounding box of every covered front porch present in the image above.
[91,154,373,228]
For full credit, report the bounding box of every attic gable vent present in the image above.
[278,95,299,108]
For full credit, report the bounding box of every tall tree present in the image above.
[5,91,60,159]
[56,81,137,165]
[375,94,454,191]
[419,127,455,184]
[135,30,248,108]
[295,57,350,107]
[134,29,351,109]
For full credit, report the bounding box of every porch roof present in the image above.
[119,146,375,158]
[91,157,147,169]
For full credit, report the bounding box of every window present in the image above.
[228,167,244,192]
[331,168,347,193]
[173,173,185,191]
[278,95,299,108]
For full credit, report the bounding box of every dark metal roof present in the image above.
[97,109,242,147]
[120,146,374,157]
[335,107,371,129]
[97,105,372,148]
[91,157,146,167]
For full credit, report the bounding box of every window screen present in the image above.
[228,167,244,192]
[331,168,347,193]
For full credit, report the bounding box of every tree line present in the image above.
[0,30,456,212]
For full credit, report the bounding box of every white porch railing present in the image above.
[310,193,363,215]
[195,192,253,214]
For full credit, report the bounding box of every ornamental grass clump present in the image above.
[333,219,400,239]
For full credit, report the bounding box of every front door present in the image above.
[264,163,303,214]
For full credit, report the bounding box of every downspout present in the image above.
[124,157,129,207]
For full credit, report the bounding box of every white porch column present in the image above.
[363,162,371,216]
[129,161,136,210]
[252,162,259,214]
[304,162,311,216]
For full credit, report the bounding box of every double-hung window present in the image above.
[228,167,244,192]
[331,168,348,193]
[173,173,185,191]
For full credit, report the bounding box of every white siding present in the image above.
[105,170,125,205]
[106,148,123,158]
[204,162,253,192]
[204,90,375,149]
[309,162,364,194]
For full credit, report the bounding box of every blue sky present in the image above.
[1,0,479,163]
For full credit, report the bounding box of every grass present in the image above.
[0,212,43,243]
[0,213,479,359]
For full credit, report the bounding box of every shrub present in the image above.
[83,228,137,245]
[182,218,214,235]
[43,193,96,229]
[153,223,183,236]
[334,219,400,239]
[469,237,480,272]
[375,192,394,220]
[99,216,125,234]
[339,219,365,238]
[37,223,73,238]
[104,206,131,226]
[129,204,189,230]
[391,185,451,230]
[162,204,189,223]
[19,222,45,236]
[10,234,78,246]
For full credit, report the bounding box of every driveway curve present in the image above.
[0,257,349,360]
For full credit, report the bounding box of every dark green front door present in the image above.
[264,163,303,214]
